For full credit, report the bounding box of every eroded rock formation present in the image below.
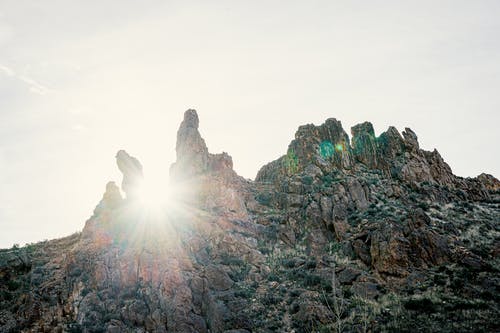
[1,110,499,333]
[170,109,210,178]
[116,150,144,199]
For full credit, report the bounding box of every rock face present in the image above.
[116,150,144,199]
[170,109,210,178]
[477,172,500,191]
[256,119,464,194]
[91,181,123,217]
[170,110,248,217]
[170,109,238,180]
[1,110,499,333]
[351,122,378,168]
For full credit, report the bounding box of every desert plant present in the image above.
[351,295,380,333]
[321,264,349,333]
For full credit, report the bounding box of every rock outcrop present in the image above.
[1,110,499,333]
[116,150,144,199]
[351,122,378,169]
[170,109,239,180]
[170,109,210,178]
[477,172,500,191]
[170,110,249,218]
[256,118,487,202]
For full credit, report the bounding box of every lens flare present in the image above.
[319,140,335,159]
[137,180,168,211]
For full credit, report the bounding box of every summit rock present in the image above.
[170,109,210,178]
[170,109,237,181]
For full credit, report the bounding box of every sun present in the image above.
[136,178,171,214]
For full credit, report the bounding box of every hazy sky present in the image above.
[1,1,499,248]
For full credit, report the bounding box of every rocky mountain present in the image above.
[1,110,499,333]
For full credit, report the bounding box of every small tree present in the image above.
[332,265,346,333]
[322,264,347,333]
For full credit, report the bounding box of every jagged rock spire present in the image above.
[402,127,419,151]
[102,181,122,207]
[170,109,210,179]
[256,118,354,181]
[116,150,143,199]
[92,181,122,216]
[351,122,378,168]
[255,117,463,189]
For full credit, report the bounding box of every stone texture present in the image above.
[170,109,210,179]
[351,121,378,168]
[205,265,234,291]
[477,172,500,191]
[92,181,122,216]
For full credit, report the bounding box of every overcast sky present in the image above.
[1,1,499,248]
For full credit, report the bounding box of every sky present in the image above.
[0,1,499,248]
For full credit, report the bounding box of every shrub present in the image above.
[404,297,436,313]
[255,192,273,206]
[7,280,21,291]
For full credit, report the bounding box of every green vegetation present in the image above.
[283,148,299,175]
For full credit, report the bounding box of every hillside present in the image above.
[1,109,499,333]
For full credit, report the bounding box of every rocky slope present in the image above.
[1,110,499,333]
